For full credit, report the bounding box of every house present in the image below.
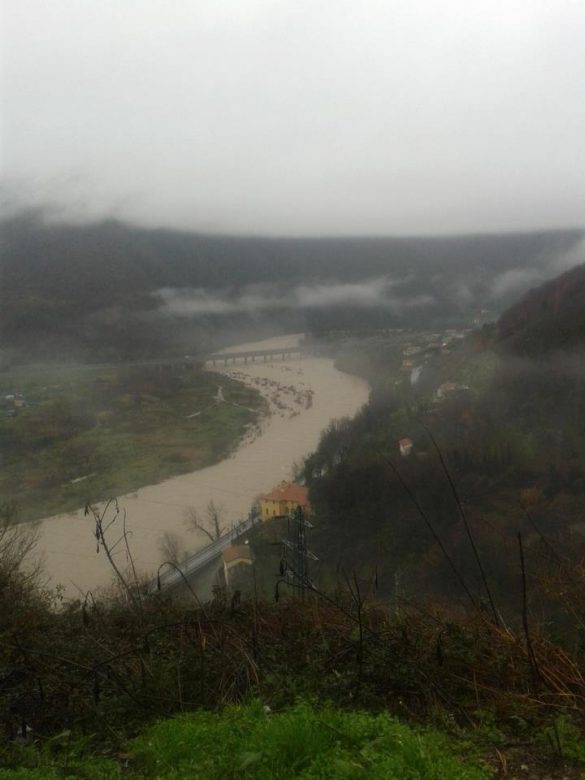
[222,544,254,594]
[259,481,310,521]
[223,544,254,577]
[399,437,413,457]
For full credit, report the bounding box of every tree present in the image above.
[0,502,42,595]
[158,531,185,565]
[184,500,226,543]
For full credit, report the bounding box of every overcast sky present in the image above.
[2,1,585,236]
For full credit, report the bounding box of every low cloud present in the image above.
[159,277,435,318]
[490,268,544,299]
[158,289,235,317]
[449,280,475,306]
[548,237,585,275]
[490,238,585,302]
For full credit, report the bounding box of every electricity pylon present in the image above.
[275,505,317,600]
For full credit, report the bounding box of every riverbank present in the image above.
[32,336,369,597]
[1,364,266,524]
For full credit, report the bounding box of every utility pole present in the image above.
[276,505,317,599]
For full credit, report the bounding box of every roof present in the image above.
[261,481,310,507]
[223,545,253,565]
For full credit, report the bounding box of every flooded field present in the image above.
[34,335,369,597]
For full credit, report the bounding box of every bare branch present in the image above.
[183,502,226,543]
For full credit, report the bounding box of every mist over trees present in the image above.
[2,212,583,364]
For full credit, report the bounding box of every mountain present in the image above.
[498,262,585,354]
[1,211,583,362]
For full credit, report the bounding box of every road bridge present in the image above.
[152,515,259,600]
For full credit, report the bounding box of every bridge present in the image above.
[152,515,260,599]
[203,344,329,367]
[3,341,335,377]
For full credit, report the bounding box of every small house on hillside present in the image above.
[259,481,310,521]
[399,437,414,457]
[222,544,254,596]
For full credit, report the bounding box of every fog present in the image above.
[489,237,585,299]
[159,278,434,317]
[3,1,585,236]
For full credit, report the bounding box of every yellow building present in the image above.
[259,481,310,521]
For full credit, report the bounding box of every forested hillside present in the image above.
[498,261,585,354]
[244,323,585,628]
[2,211,582,363]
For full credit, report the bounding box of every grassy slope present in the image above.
[0,365,266,522]
[0,704,489,779]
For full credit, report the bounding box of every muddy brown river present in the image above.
[34,335,369,597]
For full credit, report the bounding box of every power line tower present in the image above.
[276,505,317,600]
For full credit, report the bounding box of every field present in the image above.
[0,363,267,522]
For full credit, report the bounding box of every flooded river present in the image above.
[34,335,369,597]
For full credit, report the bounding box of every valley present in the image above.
[12,335,369,596]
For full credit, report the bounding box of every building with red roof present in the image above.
[259,481,310,521]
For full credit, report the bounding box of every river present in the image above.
[33,335,369,597]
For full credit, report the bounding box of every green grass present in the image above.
[0,365,266,522]
[0,704,490,779]
[0,759,119,780]
[130,703,489,779]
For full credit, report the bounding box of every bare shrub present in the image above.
[0,502,42,593]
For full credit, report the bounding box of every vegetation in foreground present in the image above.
[3,508,585,780]
[0,364,266,522]
[0,703,490,779]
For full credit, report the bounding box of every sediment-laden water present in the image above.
[34,335,369,596]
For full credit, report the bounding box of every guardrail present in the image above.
[153,515,260,592]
